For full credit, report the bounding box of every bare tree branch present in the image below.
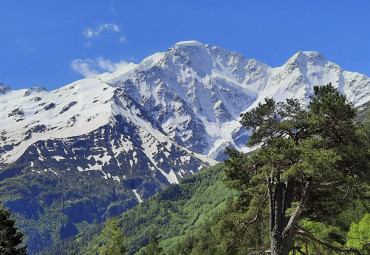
[311,181,344,189]
[283,181,311,236]
[292,246,306,255]
[246,246,270,254]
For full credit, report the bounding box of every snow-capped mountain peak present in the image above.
[290,51,326,63]
[0,82,11,94]
[0,41,369,196]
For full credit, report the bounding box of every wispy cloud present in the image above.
[71,57,129,77]
[83,24,120,38]
[119,36,126,43]
[109,4,119,15]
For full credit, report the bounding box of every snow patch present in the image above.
[158,169,179,184]
[112,175,121,182]
[53,156,65,161]
[132,189,143,203]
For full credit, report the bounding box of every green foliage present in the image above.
[346,213,370,252]
[82,217,127,255]
[170,197,370,255]
[294,220,345,254]
[0,200,27,255]
[170,197,270,255]
[142,231,162,255]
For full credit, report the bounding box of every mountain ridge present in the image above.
[1,40,370,177]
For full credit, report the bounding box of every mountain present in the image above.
[0,41,369,253]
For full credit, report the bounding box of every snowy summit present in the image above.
[0,41,369,197]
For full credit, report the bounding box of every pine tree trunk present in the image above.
[268,178,295,255]
[270,231,291,255]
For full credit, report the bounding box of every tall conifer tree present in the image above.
[143,231,163,255]
[225,84,370,255]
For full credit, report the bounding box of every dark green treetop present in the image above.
[83,217,127,255]
[142,231,163,255]
[0,200,27,255]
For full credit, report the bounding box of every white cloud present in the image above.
[97,57,128,72]
[83,24,120,38]
[71,59,99,77]
[71,57,129,77]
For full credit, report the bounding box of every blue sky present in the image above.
[1,0,370,91]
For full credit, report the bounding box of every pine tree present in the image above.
[100,217,127,255]
[225,84,370,255]
[84,217,126,255]
[142,231,163,255]
[0,201,27,255]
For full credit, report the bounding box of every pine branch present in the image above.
[295,229,363,255]
[242,194,268,230]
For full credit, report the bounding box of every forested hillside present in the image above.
[37,164,238,255]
